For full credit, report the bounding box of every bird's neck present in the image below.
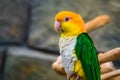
[61,30,86,38]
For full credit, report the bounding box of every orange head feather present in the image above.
[54,11,86,37]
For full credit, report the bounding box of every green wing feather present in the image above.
[75,33,100,80]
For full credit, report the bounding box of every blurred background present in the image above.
[0,0,119,80]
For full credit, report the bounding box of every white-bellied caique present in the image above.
[54,11,100,80]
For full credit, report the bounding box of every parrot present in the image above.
[54,11,101,80]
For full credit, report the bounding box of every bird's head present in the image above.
[54,11,86,37]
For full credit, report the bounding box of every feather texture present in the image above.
[75,33,100,80]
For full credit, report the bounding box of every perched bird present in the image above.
[54,11,100,80]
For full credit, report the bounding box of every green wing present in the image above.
[75,33,100,80]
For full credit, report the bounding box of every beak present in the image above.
[54,20,61,31]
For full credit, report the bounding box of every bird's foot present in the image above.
[68,72,81,80]
[76,75,81,80]
[68,72,76,80]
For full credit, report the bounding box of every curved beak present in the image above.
[54,20,61,31]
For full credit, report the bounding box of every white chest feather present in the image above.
[59,36,77,73]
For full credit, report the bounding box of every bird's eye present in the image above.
[64,17,70,21]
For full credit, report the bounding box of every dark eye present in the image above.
[64,17,70,21]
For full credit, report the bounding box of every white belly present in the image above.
[59,36,77,73]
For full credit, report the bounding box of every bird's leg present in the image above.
[68,72,77,80]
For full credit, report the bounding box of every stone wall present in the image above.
[0,0,119,80]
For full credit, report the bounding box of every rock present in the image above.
[29,0,120,52]
[0,0,31,43]
[3,46,66,80]
[0,46,7,78]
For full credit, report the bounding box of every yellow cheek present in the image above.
[61,22,82,37]
[62,22,76,30]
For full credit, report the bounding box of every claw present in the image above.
[68,72,82,80]
[68,72,76,80]
[76,75,80,80]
